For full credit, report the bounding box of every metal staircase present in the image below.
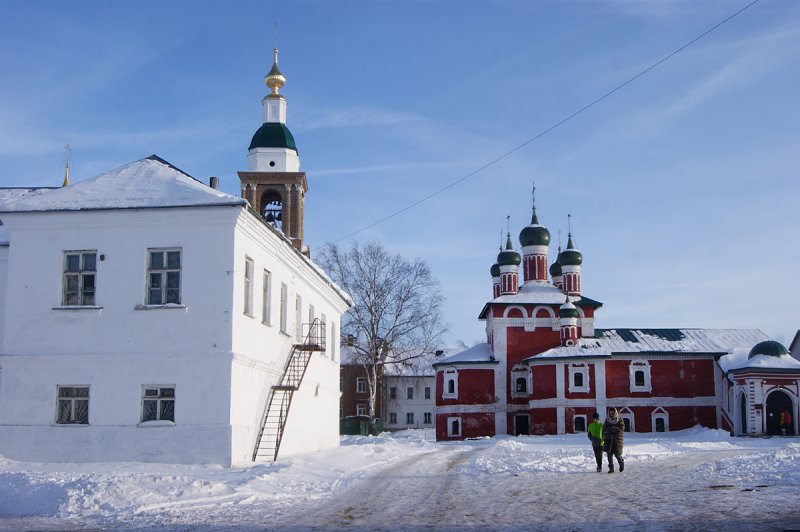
[252,319,326,462]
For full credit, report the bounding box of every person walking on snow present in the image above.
[588,412,604,472]
[603,408,625,473]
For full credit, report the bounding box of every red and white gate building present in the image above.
[434,199,800,440]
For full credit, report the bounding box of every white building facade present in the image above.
[0,51,351,466]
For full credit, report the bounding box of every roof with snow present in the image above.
[0,187,58,245]
[479,282,602,319]
[0,155,246,213]
[433,343,497,366]
[341,345,459,375]
[529,328,770,362]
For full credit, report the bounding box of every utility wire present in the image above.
[332,0,762,243]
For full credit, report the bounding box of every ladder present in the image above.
[252,319,326,462]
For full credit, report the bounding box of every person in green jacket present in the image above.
[587,411,604,472]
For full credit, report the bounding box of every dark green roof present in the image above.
[748,340,789,359]
[249,122,298,152]
[549,260,562,276]
[519,224,550,247]
[497,233,521,266]
[490,263,501,277]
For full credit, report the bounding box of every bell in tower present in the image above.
[238,48,308,252]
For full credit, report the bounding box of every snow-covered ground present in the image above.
[2,427,799,531]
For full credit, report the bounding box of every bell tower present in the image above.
[238,48,308,252]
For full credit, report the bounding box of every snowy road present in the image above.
[2,428,800,531]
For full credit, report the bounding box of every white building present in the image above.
[0,50,351,466]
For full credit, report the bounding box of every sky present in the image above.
[1,0,798,347]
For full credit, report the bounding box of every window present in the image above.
[356,403,367,416]
[652,408,669,433]
[295,294,303,341]
[280,283,288,333]
[262,270,271,324]
[424,387,431,400]
[620,407,634,432]
[331,321,337,362]
[62,251,96,306]
[320,313,327,354]
[443,369,458,399]
[308,304,315,326]
[629,360,652,392]
[574,415,587,432]
[568,364,590,393]
[56,386,89,424]
[424,412,432,424]
[407,387,414,400]
[147,249,181,305]
[389,387,397,399]
[356,377,366,393]
[244,257,254,316]
[448,416,461,437]
[141,386,175,422]
[406,412,415,425]
[511,365,531,398]
[389,412,397,424]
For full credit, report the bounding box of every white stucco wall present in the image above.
[0,204,349,466]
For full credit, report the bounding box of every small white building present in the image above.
[0,50,351,466]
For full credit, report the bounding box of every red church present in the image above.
[434,195,800,440]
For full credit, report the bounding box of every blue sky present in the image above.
[1,0,798,346]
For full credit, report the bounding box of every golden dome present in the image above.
[264,48,285,95]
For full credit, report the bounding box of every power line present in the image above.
[332,0,762,243]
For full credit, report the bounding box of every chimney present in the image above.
[209,176,219,190]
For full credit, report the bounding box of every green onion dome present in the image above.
[748,340,789,359]
[249,122,298,152]
[549,259,562,277]
[490,263,501,277]
[558,234,583,266]
[559,298,579,319]
[497,233,521,267]
[519,207,551,247]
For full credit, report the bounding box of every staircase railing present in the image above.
[252,319,326,462]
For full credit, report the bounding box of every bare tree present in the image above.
[318,240,448,433]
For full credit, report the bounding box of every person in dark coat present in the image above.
[603,408,625,473]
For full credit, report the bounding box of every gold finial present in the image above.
[265,47,286,95]
[62,144,71,187]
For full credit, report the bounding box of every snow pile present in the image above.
[2,428,799,530]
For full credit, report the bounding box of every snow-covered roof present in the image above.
[433,343,496,366]
[0,156,245,213]
[479,282,602,319]
[718,349,800,373]
[341,345,459,375]
[531,328,770,361]
[0,188,58,245]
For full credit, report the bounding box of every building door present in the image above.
[766,390,793,436]
[514,414,530,436]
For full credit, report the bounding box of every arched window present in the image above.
[443,369,458,399]
[574,415,587,432]
[261,190,283,230]
[448,379,455,394]
[516,377,527,393]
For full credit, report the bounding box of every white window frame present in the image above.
[146,248,182,305]
[406,412,415,425]
[652,408,669,433]
[424,412,432,425]
[308,304,315,326]
[331,321,337,362]
[62,250,97,306]
[511,364,531,398]
[320,313,327,355]
[424,386,431,400]
[356,377,367,394]
[629,360,652,393]
[243,257,254,316]
[573,414,587,433]
[447,416,462,437]
[262,269,272,325]
[443,369,458,399]
[620,407,635,432]
[279,283,289,334]
[407,387,414,400]
[140,385,175,424]
[56,385,90,425]
[568,363,590,393]
[356,403,367,416]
